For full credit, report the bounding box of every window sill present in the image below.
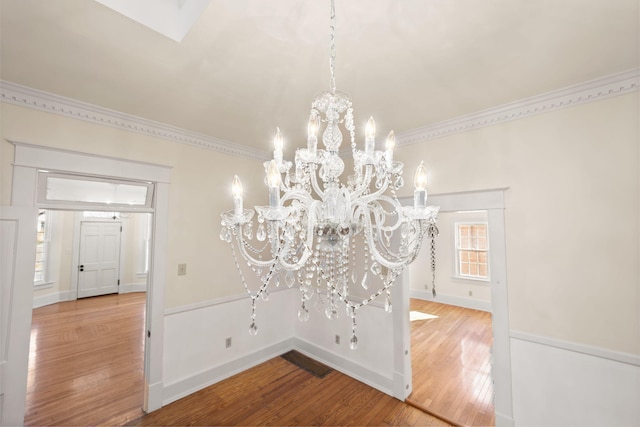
[34,281,55,289]
[452,275,490,284]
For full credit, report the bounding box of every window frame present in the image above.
[37,171,155,211]
[34,209,53,287]
[454,221,490,282]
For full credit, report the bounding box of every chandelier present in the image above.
[220,0,439,350]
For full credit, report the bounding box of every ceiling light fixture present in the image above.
[220,0,439,349]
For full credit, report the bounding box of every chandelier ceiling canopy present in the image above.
[221,0,439,349]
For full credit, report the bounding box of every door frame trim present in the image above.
[9,141,171,413]
[396,188,514,426]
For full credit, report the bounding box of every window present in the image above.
[37,171,154,210]
[455,222,489,280]
[34,209,51,285]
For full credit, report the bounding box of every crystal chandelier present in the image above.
[220,0,439,350]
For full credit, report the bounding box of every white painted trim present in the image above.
[1,81,270,162]
[4,69,638,162]
[32,290,75,309]
[510,330,640,367]
[294,337,394,396]
[9,142,170,414]
[120,283,147,293]
[398,68,640,145]
[11,141,172,184]
[399,189,514,425]
[161,335,397,409]
[495,412,515,427]
[427,188,508,212]
[162,338,295,406]
[410,289,492,312]
[164,286,291,316]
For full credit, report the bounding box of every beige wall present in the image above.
[396,93,639,355]
[1,103,265,309]
[3,90,638,356]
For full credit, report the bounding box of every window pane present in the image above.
[45,176,148,205]
[456,222,489,280]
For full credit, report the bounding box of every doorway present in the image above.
[26,209,151,424]
[7,141,171,424]
[397,189,513,426]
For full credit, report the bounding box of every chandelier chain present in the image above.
[329,0,337,94]
[428,223,439,297]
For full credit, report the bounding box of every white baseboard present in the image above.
[119,283,147,293]
[32,290,74,308]
[495,411,515,427]
[32,286,146,308]
[162,338,295,406]
[410,288,492,312]
[161,335,397,408]
[293,337,394,396]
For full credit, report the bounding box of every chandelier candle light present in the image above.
[220,0,439,349]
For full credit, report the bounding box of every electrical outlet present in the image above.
[178,263,187,276]
[225,337,232,348]
[335,334,340,345]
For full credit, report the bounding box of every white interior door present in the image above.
[1,206,37,426]
[78,221,121,298]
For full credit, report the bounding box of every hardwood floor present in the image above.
[25,292,146,426]
[130,356,451,426]
[407,299,494,427]
[25,294,490,426]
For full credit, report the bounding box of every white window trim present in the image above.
[34,209,53,287]
[36,171,155,211]
[136,213,151,277]
[453,221,491,282]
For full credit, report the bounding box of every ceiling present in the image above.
[1,0,638,155]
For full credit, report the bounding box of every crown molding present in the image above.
[0,81,270,162]
[397,68,640,146]
[3,69,638,159]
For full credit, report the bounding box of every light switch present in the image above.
[178,263,187,276]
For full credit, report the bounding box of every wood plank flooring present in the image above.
[25,294,491,426]
[407,299,494,426]
[25,292,146,426]
[129,356,451,426]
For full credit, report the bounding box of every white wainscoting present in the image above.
[162,289,297,405]
[161,288,400,406]
[294,301,396,395]
[510,332,640,426]
[411,288,492,312]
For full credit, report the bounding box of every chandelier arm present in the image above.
[280,188,315,206]
[353,201,411,269]
[367,196,405,232]
[359,175,394,204]
[309,163,326,199]
[349,164,374,200]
